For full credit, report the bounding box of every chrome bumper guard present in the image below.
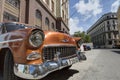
[14,56,80,79]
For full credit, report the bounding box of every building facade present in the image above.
[0,0,69,33]
[117,6,120,45]
[56,0,69,33]
[87,13,120,48]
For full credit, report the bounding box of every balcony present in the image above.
[4,1,20,17]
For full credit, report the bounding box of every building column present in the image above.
[105,33,108,46]
[111,32,114,39]
[26,0,30,24]
[106,33,108,40]
[0,0,5,22]
[19,0,26,23]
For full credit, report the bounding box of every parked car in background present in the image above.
[83,45,91,51]
[0,22,86,80]
[86,45,91,50]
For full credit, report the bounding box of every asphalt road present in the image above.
[41,49,120,80]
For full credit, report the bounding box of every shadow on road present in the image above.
[40,69,79,80]
[0,69,79,80]
[0,72,2,80]
[111,50,120,54]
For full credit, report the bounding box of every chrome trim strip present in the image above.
[44,44,76,47]
[0,39,23,44]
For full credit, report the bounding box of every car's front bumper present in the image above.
[14,56,79,79]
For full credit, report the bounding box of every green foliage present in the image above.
[73,31,91,43]
[84,34,91,43]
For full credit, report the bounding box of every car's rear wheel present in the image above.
[3,50,20,80]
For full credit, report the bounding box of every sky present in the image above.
[69,0,120,34]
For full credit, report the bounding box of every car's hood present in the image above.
[43,31,76,46]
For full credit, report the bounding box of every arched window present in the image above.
[51,23,55,30]
[35,9,42,29]
[45,17,49,30]
[36,10,42,19]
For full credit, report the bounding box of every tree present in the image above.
[73,31,91,43]
[74,31,82,37]
[84,34,91,43]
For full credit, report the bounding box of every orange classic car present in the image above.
[0,22,84,80]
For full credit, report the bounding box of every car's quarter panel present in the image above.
[0,29,27,63]
[0,28,43,64]
[10,29,44,64]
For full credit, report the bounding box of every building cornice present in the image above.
[87,13,117,34]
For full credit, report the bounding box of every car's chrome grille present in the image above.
[42,46,76,61]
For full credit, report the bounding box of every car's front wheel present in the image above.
[3,50,21,80]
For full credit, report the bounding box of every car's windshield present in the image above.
[5,23,32,32]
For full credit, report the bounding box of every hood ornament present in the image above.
[61,39,69,43]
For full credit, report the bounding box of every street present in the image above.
[41,49,120,80]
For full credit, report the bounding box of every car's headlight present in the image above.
[29,30,44,48]
[77,40,83,47]
[78,40,82,45]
